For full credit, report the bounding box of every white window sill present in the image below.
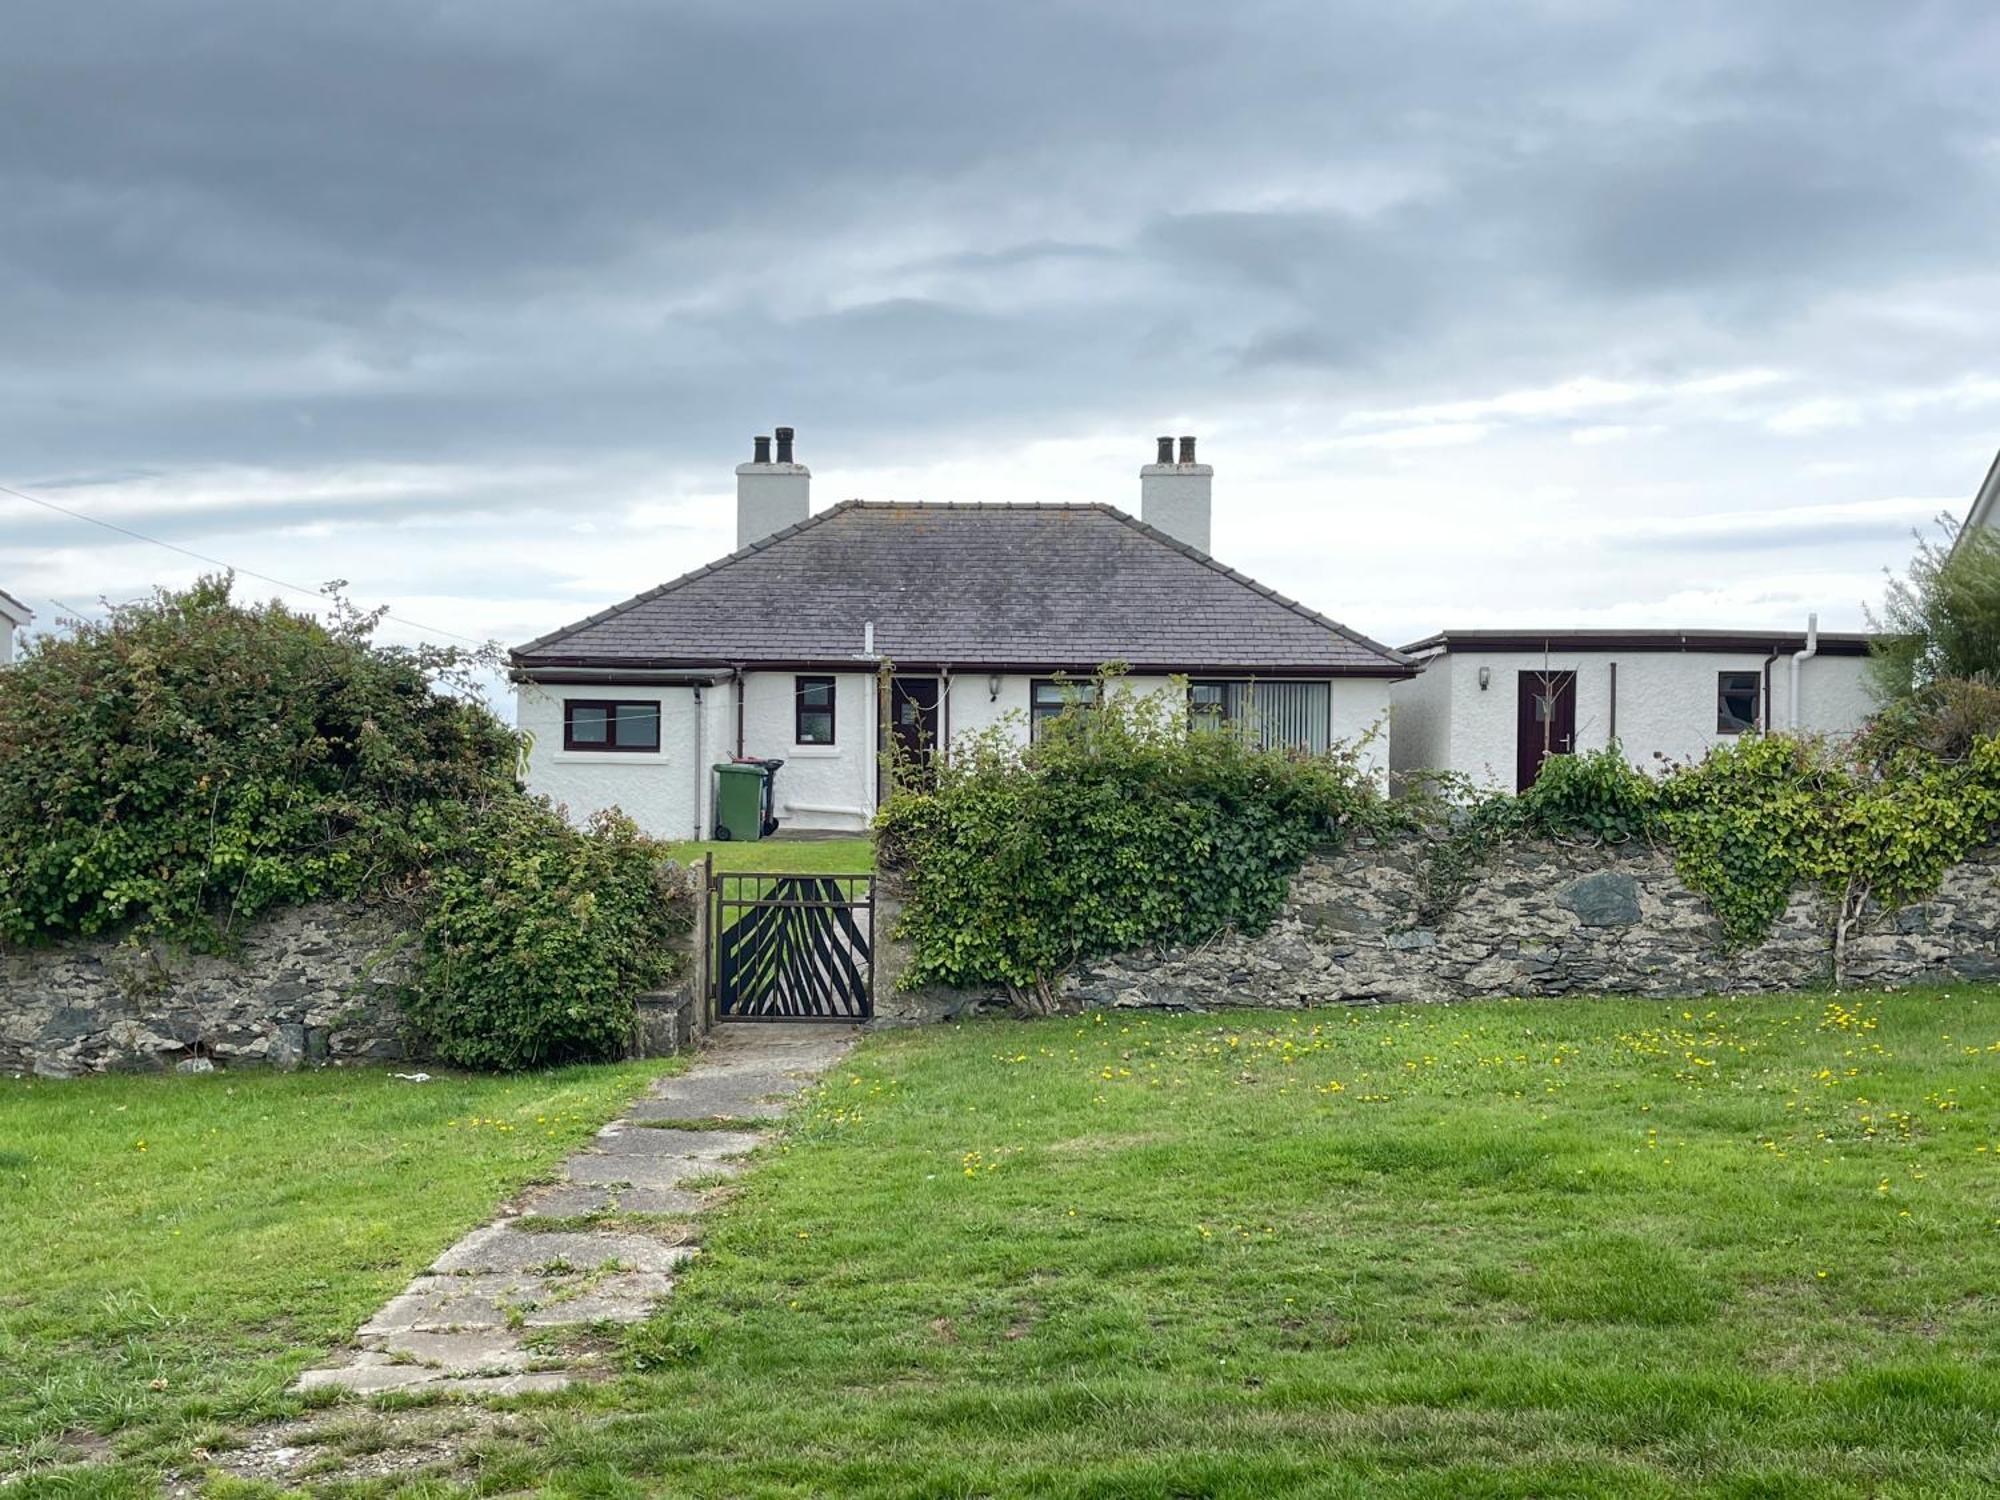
[783,744,846,759]
[546,750,668,765]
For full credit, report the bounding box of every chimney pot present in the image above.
[736,428,810,546]
[1139,433,1213,553]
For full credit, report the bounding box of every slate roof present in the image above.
[514,501,1410,677]
[0,587,30,625]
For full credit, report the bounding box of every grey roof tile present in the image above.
[514,502,1410,676]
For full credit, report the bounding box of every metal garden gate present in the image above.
[710,870,874,1020]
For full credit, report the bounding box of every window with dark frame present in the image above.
[1187,679,1332,754]
[563,699,661,752]
[1029,678,1099,740]
[795,675,836,745]
[1716,671,1761,735]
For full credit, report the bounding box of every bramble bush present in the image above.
[875,672,1386,1002]
[0,578,686,1068]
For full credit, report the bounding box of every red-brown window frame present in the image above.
[563,698,661,753]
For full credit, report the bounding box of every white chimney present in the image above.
[735,426,810,547]
[1139,434,1213,553]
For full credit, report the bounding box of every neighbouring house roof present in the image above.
[514,501,1412,678]
[1956,447,2000,548]
[0,588,31,627]
[1401,628,1875,659]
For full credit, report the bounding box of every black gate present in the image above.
[711,871,873,1020]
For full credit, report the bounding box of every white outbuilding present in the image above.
[1390,625,1876,791]
[0,588,31,666]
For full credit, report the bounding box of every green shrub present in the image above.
[1868,521,2000,701]
[0,577,688,1070]
[875,671,1384,996]
[0,577,514,947]
[1516,745,1658,843]
[1655,733,2000,945]
[406,801,689,1070]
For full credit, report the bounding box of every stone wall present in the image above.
[875,837,2000,1022]
[1,903,416,1078]
[2,861,711,1078]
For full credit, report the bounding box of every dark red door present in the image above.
[1516,670,1577,790]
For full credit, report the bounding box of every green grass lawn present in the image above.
[666,836,874,875]
[375,987,1991,1498]
[0,1059,671,1486]
[12,988,2000,1497]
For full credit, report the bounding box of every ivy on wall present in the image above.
[1406,740,2000,949]
[875,671,1386,1006]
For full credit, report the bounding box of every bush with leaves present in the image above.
[875,672,1385,1000]
[0,577,515,946]
[0,577,687,1070]
[406,801,688,1070]
[1655,732,2000,948]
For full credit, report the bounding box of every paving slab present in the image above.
[590,1124,763,1159]
[294,1022,858,1397]
[372,1328,538,1372]
[430,1224,692,1276]
[562,1151,743,1189]
[514,1182,710,1217]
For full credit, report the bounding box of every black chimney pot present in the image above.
[1178,435,1197,464]
[753,435,772,464]
[1156,435,1174,464]
[775,426,795,463]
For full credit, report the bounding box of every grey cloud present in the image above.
[3,0,1997,642]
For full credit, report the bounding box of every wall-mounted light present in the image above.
[986,673,1002,703]
[1478,665,1491,690]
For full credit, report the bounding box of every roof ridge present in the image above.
[513,497,1411,672]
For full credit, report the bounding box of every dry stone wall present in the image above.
[876,837,2000,1022]
[2,881,711,1078]
[1,903,416,1078]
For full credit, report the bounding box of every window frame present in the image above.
[1716,671,1761,736]
[562,698,662,753]
[1029,677,1099,740]
[794,675,837,746]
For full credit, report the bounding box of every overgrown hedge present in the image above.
[875,674,1383,1000]
[0,579,687,1069]
[1391,737,2000,947]
[879,669,2000,995]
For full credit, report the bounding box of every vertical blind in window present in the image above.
[1191,680,1330,754]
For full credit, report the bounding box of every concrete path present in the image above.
[292,1023,859,1397]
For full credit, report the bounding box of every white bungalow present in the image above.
[511,431,1413,838]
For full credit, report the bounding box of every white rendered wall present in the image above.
[1388,661,1451,788]
[736,670,877,832]
[0,621,13,665]
[1794,654,1876,739]
[1331,678,1393,787]
[1411,650,1880,789]
[515,683,707,839]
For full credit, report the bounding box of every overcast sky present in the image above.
[6,1,1999,672]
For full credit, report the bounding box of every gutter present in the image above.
[1788,614,1820,732]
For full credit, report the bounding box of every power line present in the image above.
[0,478,494,647]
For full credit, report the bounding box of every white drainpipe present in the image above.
[1789,613,1819,732]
